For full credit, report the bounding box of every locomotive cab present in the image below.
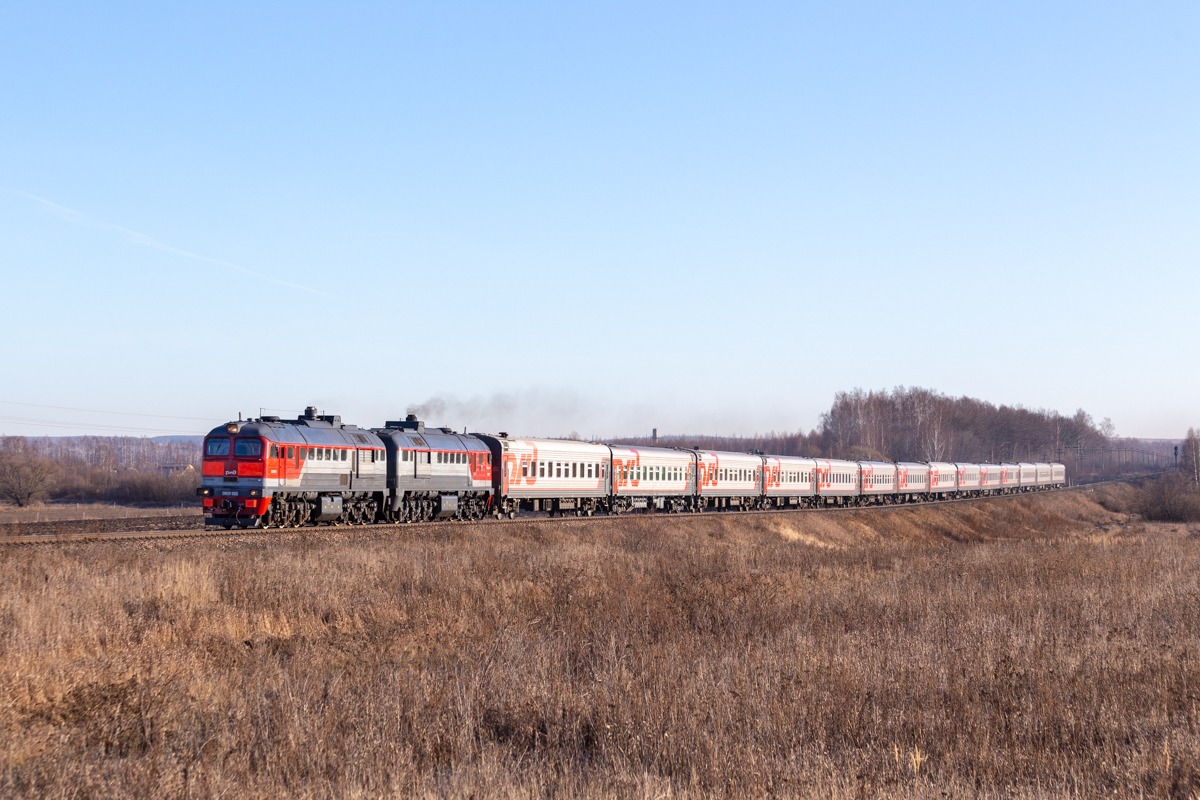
[199,423,271,527]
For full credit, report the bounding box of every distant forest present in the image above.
[614,386,1117,464]
[0,436,203,506]
[3,435,202,471]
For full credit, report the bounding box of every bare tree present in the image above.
[1184,428,1200,484]
[0,452,58,507]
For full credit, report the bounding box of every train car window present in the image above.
[270,445,278,458]
[306,447,313,459]
[341,450,347,461]
[234,439,262,457]
[287,446,294,459]
[586,464,592,478]
[572,463,577,478]
[539,462,546,478]
[522,463,528,477]
[206,438,230,456]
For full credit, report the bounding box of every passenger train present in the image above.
[199,407,1068,529]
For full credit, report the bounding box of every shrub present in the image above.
[1134,473,1200,522]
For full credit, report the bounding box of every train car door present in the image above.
[415,450,430,480]
[280,444,294,489]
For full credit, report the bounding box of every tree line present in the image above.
[615,386,1117,466]
[0,436,201,507]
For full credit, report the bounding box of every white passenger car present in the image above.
[955,463,982,495]
[1034,462,1053,487]
[1000,463,1022,492]
[610,445,697,512]
[483,435,610,516]
[859,461,898,503]
[696,450,764,509]
[1051,463,1067,486]
[896,463,929,501]
[978,463,1003,494]
[762,455,818,507]
[927,462,958,496]
[1018,462,1037,490]
[815,459,860,504]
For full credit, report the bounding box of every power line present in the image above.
[0,415,206,436]
[0,400,223,422]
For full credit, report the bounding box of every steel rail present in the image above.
[0,480,1132,546]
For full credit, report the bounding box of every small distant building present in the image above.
[157,464,195,474]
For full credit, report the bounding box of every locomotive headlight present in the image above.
[196,487,213,497]
[226,423,240,434]
[248,489,261,497]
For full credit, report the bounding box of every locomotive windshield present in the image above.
[234,438,263,457]
[206,438,230,456]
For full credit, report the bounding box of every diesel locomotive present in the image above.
[199,407,1067,529]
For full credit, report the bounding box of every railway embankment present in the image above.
[0,481,1151,546]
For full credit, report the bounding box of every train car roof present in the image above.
[375,428,489,451]
[204,418,383,447]
[476,434,611,456]
[608,444,695,460]
[695,450,766,463]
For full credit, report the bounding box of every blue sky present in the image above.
[2,1,1197,439]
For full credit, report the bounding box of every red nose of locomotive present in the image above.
[199,422,268,523]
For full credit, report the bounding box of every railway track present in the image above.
[0,482,1123,546]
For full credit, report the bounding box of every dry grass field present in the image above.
[0,503,202,525]
[2,486,1198,798]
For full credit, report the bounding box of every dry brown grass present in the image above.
[2,488,1199,798]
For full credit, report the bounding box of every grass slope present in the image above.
[2,486,1198,798]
